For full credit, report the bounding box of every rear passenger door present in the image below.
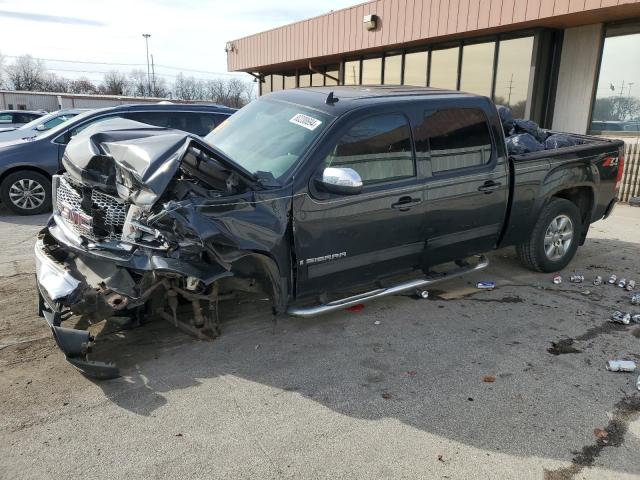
[416,106,508,266]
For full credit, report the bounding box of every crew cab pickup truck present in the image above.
[34,86,624,378]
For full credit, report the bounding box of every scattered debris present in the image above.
[415,289,429,299]
[406,370,417,377]
[175,433,183,437]
[618,278,627,289]
[467,397,474,401]
[606,360,637,372]
[626,280,636,291]
[553,275,562,285]
[346,304,365,312]
[437,454,445,462]
[373,320,381,325]
[569,274,584,283]
[593,427,609,442]
[476,281,495,290]
[610,311,631,325]
[482,375,496,383]
[608,274,617,285]
[593,275,603,286]
[632,293,640,305]
[548,339,582,355]
[381,392,392,399]
[581,289,591,296]
[637,376,640,391]
[633,314,640,324]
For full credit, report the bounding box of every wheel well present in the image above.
[552,187,593,225]
[0,166,52,186]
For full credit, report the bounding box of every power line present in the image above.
[3,54,240,77]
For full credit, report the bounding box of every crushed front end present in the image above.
[35,120,291,378]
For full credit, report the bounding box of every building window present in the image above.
[403,50,428,86]
[429,47,459,89]
[460,42,495,96]
[494,36,534,119]
[591,27,640,134]
[324,113,414,185]
[261,75,272,95]
[362,57,382,84]
[311,70,324,86]
[284,71,296,89]
[326,64,340,86]
[298,69,311,88]
[344,60,360,85]
[384,54,402,85]
[272,74,284,91]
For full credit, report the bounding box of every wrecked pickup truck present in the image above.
[35,86,624,378]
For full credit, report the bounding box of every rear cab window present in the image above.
[415,108,493,175]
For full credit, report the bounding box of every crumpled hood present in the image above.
[62,118,191,205]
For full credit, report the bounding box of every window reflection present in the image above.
[430,47,459,89]
[362,57,382,84]
[384,54,402,84]
[591,32,640,134]
[494,36,534,118]
[326,64,340,85]
[284,72,296,89]
[344,60,360,85]
[298,69,311,88]
[272,75,283,91]
[460,42,495,96]
[311,71,324,86]
[261,75,272,95]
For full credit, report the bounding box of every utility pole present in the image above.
[506,73,514,105]
[142,33,151,97]
[151,54,156,96]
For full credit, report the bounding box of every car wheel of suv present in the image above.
[516,198,582,273]
[0,171,52,215]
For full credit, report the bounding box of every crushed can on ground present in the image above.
[609,274,617,284]
[476,281,496,290]
[626,280,636,291]
[593,275,603,286]
[553,275,562,285]
[632,293,640,305]
[570,274,584,283]
[611,310,632,325]
[618,278,627,288]
[606,360,637,372]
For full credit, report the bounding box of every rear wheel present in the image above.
[516,198,582,272]
[0,170,52,215]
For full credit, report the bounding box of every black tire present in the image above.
[516,198,582,273]
[0,170,52,215]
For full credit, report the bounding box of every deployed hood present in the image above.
[62,118,257,207]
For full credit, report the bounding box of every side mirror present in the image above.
[315,167,363,195]
[35,124,47,131]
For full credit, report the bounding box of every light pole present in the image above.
[142,33,151,97]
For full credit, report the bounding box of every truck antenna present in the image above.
[326,91,339,105]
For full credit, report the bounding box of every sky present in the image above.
[0,0,357,85]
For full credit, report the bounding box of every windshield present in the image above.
[204,98,332,180]
[18,111,79,131]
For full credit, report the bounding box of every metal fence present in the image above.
[615,137,640,203]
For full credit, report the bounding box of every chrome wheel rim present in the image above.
[544,214,574,261]
[8,178,46,210]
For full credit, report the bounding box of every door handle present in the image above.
[477,181,502,194]
[391,196,422,211]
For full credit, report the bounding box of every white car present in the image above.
[0,109,90,142]
[0,110,46,130]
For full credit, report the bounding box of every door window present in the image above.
[415,108,492,173]
[0,113,12,124]
[56,115,121,144]
[324,114,414,185]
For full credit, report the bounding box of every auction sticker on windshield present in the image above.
[289,113,322,131]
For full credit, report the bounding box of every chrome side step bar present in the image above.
[287,255,489,318]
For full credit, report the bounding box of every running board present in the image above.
[287,255,489,318]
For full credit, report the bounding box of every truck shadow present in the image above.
[87,239,640,471]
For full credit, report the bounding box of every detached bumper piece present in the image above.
[35,237,120,379]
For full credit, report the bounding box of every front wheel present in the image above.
[0,171,52,215]
[516,198,582,272]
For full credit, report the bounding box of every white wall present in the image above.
[552,24,603,134]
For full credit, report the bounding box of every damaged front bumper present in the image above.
[35,214,232,379]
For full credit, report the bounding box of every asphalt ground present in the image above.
[0,204,639,479]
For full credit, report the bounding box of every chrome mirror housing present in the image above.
[316,167,363,195]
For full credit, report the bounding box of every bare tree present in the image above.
[69,77,98,94]
[40,72,70,93]
[128,69,147,97]
[6,55,46,91]
[0,51,5,88]
[151,77,169,98]
[173,73,204,101]
[99,70,128,95]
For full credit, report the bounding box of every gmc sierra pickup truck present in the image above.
[34,86,624,378]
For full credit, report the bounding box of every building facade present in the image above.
[226,0,640,201]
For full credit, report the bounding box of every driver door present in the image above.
[293,111,428,297]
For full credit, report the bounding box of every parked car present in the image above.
[34,86,623,378]
[0,109,90,141]
[0,110,46,129]
[0,103,235,215]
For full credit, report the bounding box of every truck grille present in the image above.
[56,176,128,241]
